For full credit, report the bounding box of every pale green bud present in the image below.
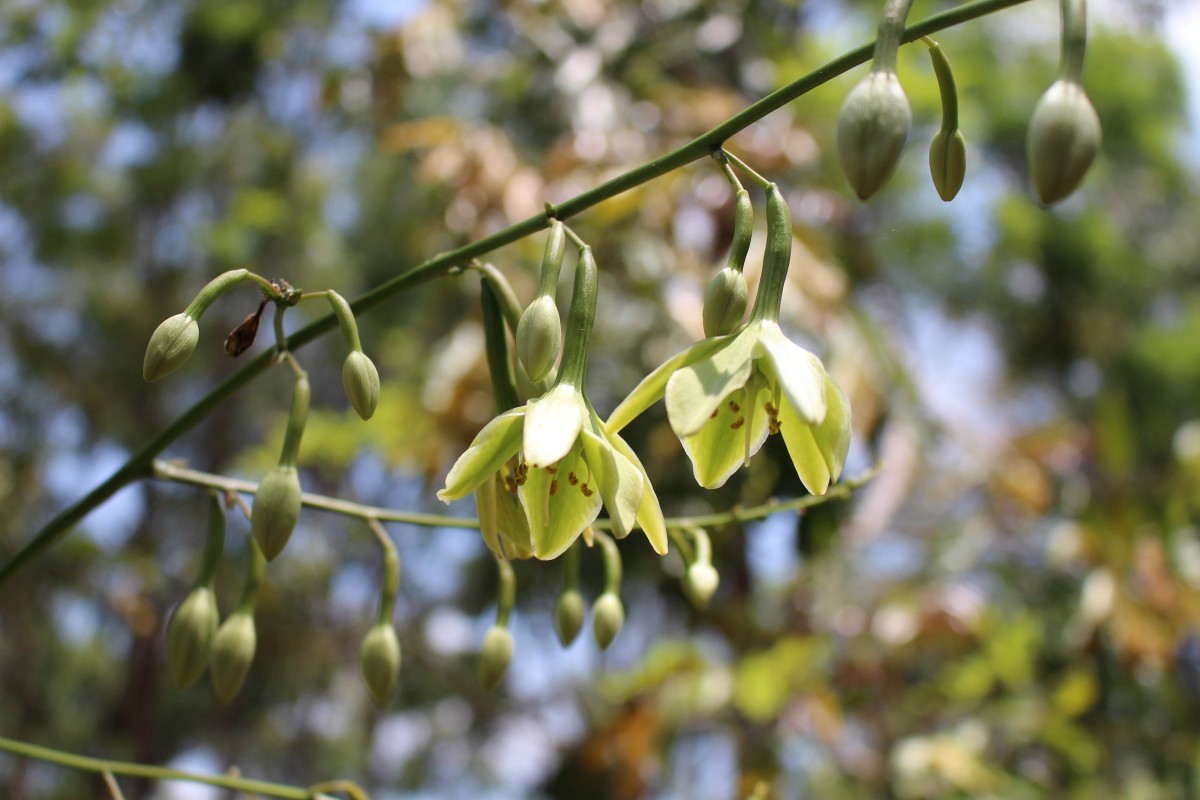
[515,295,561,382]
[591,592,624,651]
[209,611,257,703]
[359,623,401,706]
[143,313,199,382]
[929,128,966,202]
[478,626,514,689]
[167,586,219,689]
[702,267,749,338]
[1026,80,1101,205]
[684,562,720,609]
[836,71,912,201]
[342,351,381,421]
[554,589,585,647]
[251,465,302,561]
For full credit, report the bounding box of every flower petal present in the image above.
[475,477,501,556]
[680,384,770,489]
[812,375,852,482]
[665,327,756,438]
[524,383,586,467]
[605,430,668,554]
[494,468,534,558]
[606,336,731,433]
[438,408,524,502]
[757,322,827,426]
[581,425,643,539]
[521,441,602,560]
[777,395,831,495]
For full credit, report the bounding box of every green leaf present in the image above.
[438,408,524,502]
[681,384,769,489]
[581,424,643,539]
[665,327,756,438]
[606,335,730,433]
[757,322,827,425]
[521,441,602,560]
[524,384,586,468]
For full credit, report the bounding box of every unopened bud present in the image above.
[516,296,561,382]
[591,591,625,651]
[684,562,720,608]
[359,623,401,706]
[1026,80,1101,205]
[209,611,256,703]
[342,351,381,420]
[167,586,219,689]
[836,70,912,201]
[929,128,967,202]
[477,626,514,689]
[554,589,585,647]
[702,267,749,338]
[251,465,302,561]
[143,313,199,382]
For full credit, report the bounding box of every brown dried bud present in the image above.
[224,300,267,357]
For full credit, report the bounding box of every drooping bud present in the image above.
[836,71,912,201]
[209,610,257,703]
[554,588,585,646]
[702,267,749,338]
[516,295,562,383]
[251,466,301,561]
[478,626,514,689]
[167,586,219,689]
[359,623,401,706]
[684,562,720,608]
[1026,80,1100,205]
[591,591,625,650]
[143,313,200,382]
[342,351,381,421]
[929,128,967,203]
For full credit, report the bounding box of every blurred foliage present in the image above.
[1,0,1199,798]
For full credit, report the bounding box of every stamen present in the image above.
[567,471,579,486]
[728,400,740,413]
[730,417,745,430]
[550,479,559,496]
[546,464,558,474]
[580,483,594,497]
[710,408,719,420]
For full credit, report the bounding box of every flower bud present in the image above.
[554,589,585,647]
[167,586,219,689]
[836,71,912,201]
[342,351,381,421]
[702,267,749,338]
[516,295,561,383]
[359,623,401,706]
[251,465,302,561]
[143,313,199,382]
[477,626,514,690]
[684,562,720,608]
[1026,80,1101,205]
[224,301,266,357]
[591,592,624,651]
[209,610,257,703]
[929,127,967,202]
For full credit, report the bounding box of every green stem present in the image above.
[719,150,771,190]
[1058,0,1087,82]
[480,278,521,413]
[234,537,267,615]
[666,527,695,564]
[325,291,363,354]
[471,262,524,336]
[554,246,597,388]
[1,0,1030,588]
[183,270,262,318]
[366,519,401,627]
[594,531,622,594]
[873,0,917,74]
[278,373,310,468]
[689,527,713,565]
[273,302,287,352]
[748,184,790,324]
[562,543,580,591]
[537,221,567,298]
[925,39,959,131]
[0,736,322,799]
[197,492,226,588]
[494,555,515,627]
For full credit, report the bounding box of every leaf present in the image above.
[606,335,730,433]
[665,327,756,438]
[437,408,524,502]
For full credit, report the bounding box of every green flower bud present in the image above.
[516,295,561,383]
[477,626,514,690]
[684,562,720,609]
[359,623,401,706]
[209,610,257,703]
[554,589,585,647]
[929,128,967,202]
[1026,80,1101,205]
[591,591,624,651]
[836,71,912,201]
[342,351,381,421]
[143,313,200,383]
[702,267,749,338]
[167,586,219,689]
[251,465,302,561]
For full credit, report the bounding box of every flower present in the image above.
[438,247,667,560]
[607,183,851,493]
